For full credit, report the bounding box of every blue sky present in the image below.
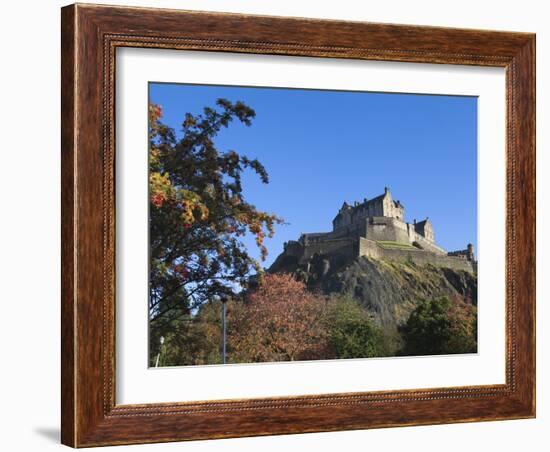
[150,83,478,268]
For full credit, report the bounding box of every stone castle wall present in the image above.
[298,237,356,264]
[364,217,410,243]
[358,238,474,272]
[360,217,447,255]
[407,230,447,255]
[274,236,474,274]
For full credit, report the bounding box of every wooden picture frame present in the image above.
[61,3,535,447]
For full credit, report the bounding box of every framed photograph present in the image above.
[61,3,535,447]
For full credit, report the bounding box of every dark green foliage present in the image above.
[325,296,389,359]
[401,297,477,356]
[150,300,223,367]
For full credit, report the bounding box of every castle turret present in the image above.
[467,243,475,261]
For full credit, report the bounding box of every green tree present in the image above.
[325,296,388,359]
[401,297,477,356]
[148,100,283,364]
[150,300,223,367]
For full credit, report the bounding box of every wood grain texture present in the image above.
[60,4,76,447]
[60,3,536,447]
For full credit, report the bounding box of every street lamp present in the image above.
[155,336,165,368]
[220,296,228,364]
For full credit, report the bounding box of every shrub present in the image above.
[401,297,477,356]
[325,296,389,359]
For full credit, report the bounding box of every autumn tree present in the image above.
[148,100,283,360]
[400,297,477,356]
[228,274,328,363]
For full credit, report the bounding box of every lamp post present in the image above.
[155,336,165,368]
[220,296,227,364]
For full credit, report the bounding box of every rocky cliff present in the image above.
[278,256,477,329]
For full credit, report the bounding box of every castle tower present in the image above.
[414,217,435,243]
[381,187,404,221]
[467,243,475,261]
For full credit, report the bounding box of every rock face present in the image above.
[281,256,477,329]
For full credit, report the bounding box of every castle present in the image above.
[269,187,476,275]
